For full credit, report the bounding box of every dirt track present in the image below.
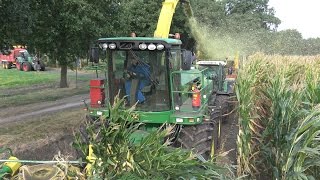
[220,103,238,165]
[0,94,89,124]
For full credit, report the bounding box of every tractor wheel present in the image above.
[174,119,220,160]
[40,61,45,71]
[22,62,31,72]
[16,62,22,71]
[214,95,230,123]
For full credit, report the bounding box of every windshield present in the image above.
[19,50,30,57]
[108,50,170,111]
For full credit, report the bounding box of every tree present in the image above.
[224,0,280,31]
[301,38,320,55]
[0,0,33,51]
[28,0,122,87]
[271,29,303,55]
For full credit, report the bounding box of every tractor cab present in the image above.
[87,37,215,124]
[196,60,234,94]
[89,37,178,111]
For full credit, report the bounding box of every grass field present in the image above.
[0,68,97,107]
[0,69,59,88]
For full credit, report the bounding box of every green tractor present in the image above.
[85,37,233,159]
[15,50,45,71]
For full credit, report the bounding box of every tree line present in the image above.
[0,0,319,87]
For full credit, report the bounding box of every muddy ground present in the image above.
[219,99,238,165]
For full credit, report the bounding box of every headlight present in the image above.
[175,106,180,111]
[156,44,164,50]
[176,118,183,123]
[102,43,108,49]
[148,43,156,50]
[139,43,147,50]
[97,100,102,104]
[109,43,116,49]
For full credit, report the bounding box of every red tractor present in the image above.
[0,47,45,71]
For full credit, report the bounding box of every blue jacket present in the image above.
[125,64,151,103]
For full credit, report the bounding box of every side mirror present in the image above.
[89,47,99,63]
[181,50,196,70]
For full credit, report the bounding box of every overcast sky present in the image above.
[268,0,320,39]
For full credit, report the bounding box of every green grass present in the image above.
[0,69,59,88]
[0,86,89,108]
[0,68,97,107]
[0,68,95,88]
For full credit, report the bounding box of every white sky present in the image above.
[268,0,320,39]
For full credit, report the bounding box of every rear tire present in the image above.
[40,61,45,71]
[22,62,31,72]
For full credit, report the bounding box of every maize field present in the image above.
[236,53,320,179]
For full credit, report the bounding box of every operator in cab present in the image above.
[124,51,151,104]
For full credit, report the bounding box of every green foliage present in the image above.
[0,0,33,47]
[236,54,320,179]
[74,95,233,179]
[118,0,162,37]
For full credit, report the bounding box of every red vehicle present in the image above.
[0,47,26,69]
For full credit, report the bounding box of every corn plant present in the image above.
[74,95,234,179]
[236,53,320,179]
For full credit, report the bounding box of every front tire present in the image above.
[214,95,230,123]
[174,120,220,160]
[22,62,31,72]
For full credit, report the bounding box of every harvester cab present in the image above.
[196,60,235,95]
[87,37,198,116]
[85,35,233,159]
